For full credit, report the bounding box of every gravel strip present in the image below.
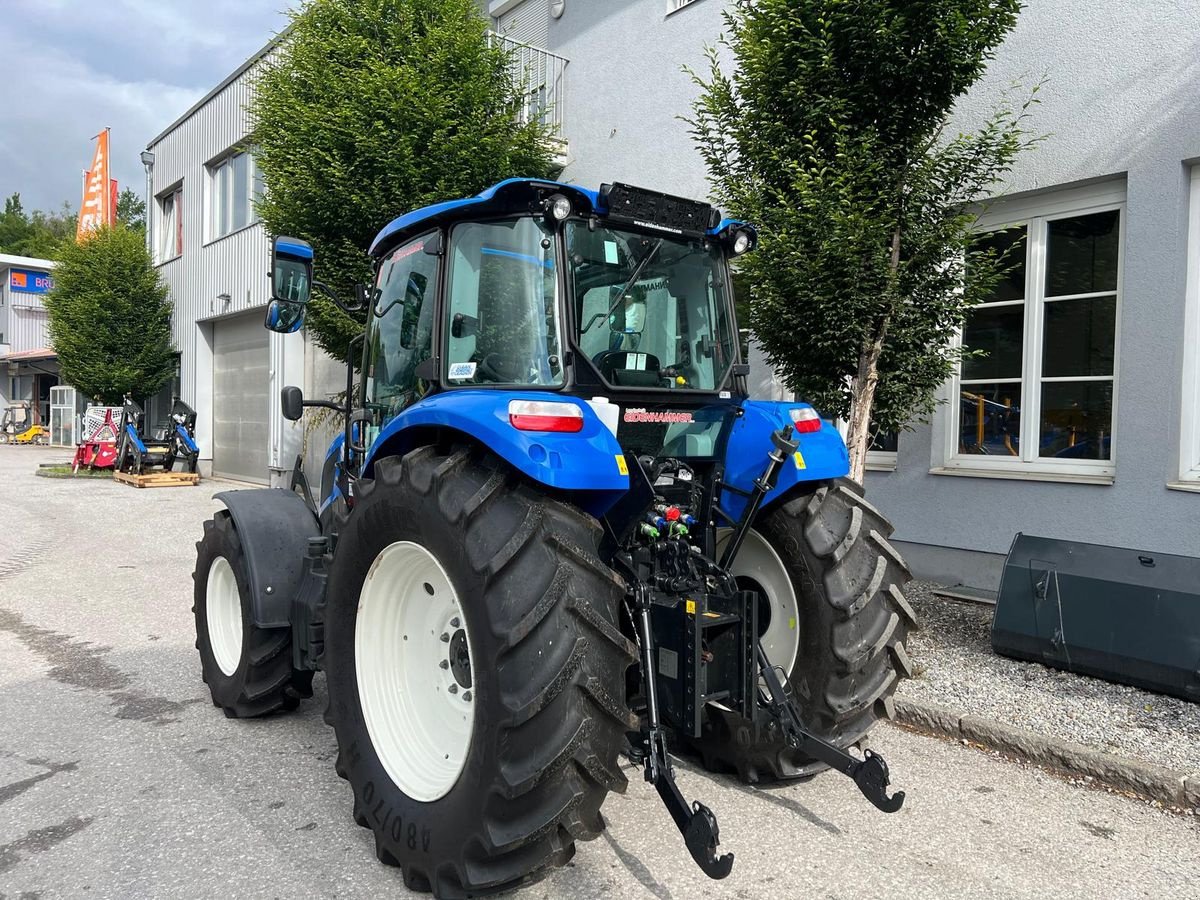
[896,581,1200,778]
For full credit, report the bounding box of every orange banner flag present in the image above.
[77,129,112,239]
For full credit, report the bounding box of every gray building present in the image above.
[0,253,61,429]
[484,0,1199,590]
[143,42,305,485]
[149,0,1198,586]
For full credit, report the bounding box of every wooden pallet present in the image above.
[113,470,200,488]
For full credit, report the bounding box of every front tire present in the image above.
[323,446,636,898]
[694,479,917,782]
[193,511,314,717]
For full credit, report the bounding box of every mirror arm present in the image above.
[302,400,345,414]
[314,280,365,315]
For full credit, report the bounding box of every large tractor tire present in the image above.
[193,511,314,717]
[694,478,917,783]
[322,446,637,898]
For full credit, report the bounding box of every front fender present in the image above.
[215,488,320,627]
[363,391,630,516]
[720,401,849,521]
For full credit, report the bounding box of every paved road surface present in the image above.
[0,446,1195,899]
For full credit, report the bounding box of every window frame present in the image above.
[206,149,260,244]
[934,181,1126,484]
[156,184,184,264]
[1177,166,1200,487]
[666,0,702,14]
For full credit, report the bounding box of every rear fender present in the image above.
[362,391,630,517]
[214,488,321,628]
[720,400,849,521]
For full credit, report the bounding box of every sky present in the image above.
[0,0,294,215]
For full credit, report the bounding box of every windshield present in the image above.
[567,222,737,391]
[444,218,563,386]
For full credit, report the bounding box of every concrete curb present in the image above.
[894,697,1200,811]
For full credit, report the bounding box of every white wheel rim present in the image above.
[206,556,244,677]
[716,529,800,675]
[356,541,475,803]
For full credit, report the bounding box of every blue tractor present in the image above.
[192,180,915,896]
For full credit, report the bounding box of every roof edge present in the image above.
[146,25,292,151]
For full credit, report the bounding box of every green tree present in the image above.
[45,225,175,403]
[252,0,557,362]
[116,188,146,233]
[691,0,1037,481]
[0,194,77,258]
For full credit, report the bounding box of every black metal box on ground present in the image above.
[992,534,1200,702]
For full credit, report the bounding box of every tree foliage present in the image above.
[252,0,558,362]
[690,0,1036,480]
[116,188,146,234]
[45,226,175,404]
[0,193,76,258]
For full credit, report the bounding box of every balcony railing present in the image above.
[489,33,569,144]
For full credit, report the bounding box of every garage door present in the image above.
[212,313,269,483]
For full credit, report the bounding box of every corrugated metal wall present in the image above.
[8,296,51,350]
[148,55,270,401]
[146,48,303,480]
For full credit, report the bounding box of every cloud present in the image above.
[0,0,290,212]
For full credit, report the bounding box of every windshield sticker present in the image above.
[448,361,476,380]
[604,241,619,265]
[623,408,695,425]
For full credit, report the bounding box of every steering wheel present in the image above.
[477,353,525,383]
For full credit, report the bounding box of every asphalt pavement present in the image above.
[0,445,1196,899]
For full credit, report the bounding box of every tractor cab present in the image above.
[269,180,764,488]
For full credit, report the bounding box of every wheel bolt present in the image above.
[440,632,450,643]
[463,691,472,702]
[449,684,458,694]
[450,617,461,628]
[439,660,449,669]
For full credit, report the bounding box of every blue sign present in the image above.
[9,268,53,294]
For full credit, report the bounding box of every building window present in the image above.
[667,0,701,12]
[937,182,1124,482]
[867,428,899,471]
[158,186,183,262]
[1178,167,1200,485]
[208,150,260,241]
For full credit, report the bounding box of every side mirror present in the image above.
[266,236,314,334]
[281,385,304,421]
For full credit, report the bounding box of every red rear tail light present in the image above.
[508,400,585,433]
[788,407,822,434]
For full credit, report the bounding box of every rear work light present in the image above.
[508,400,585,433]
[788,407,822,434]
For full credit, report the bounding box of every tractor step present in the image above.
[114,470,200,488]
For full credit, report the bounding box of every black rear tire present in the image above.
[323,446,636,898]
[690,478,917,782]
[193,511,314,717]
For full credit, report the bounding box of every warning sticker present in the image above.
[793,450,807,470]
[615,455,629,476]
[685,599,697,615]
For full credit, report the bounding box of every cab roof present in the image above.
[369,178,749,258]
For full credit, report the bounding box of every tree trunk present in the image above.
[845,227,902,483]
[846,331,885,483]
